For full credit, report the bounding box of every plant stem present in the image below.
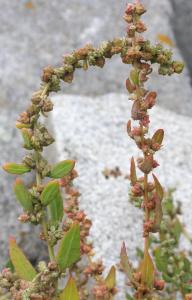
[42,217,55,261]
[34,150,55,261]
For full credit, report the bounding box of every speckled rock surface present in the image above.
[52,93,192,298]
[0,0,191,114]
[171,0,192,80]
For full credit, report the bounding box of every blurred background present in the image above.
[0,0,192,269]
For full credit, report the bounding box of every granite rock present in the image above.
[0,0,191,114]
[171,0,192,80]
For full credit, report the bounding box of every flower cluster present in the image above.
[120,1,183,299]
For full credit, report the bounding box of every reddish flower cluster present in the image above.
[61,170,93,256]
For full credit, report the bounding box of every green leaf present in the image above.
[21,128,33,150]
[130,157,137,185]
[14,178,33,212]
[162,273,173,283]
[9,238,36,281]
[40,181,60,206]
[120,242,134,282]
[105,266,116,289]
[151,197,163,233]
[49,160,75,179]
[183,283,192,293]
[154,247,168,273]
[153,174,164,201]
[172,217,183,241]
[59,276,79,300]
[136,247,144,259]
[49,185,64,223]
[140,249,155,288]
[5,259,14,272]
[126,295,134,300]
[152,129,164,146]
[130,69,140,85]
[56,224,80,271]
[3,163,31,175]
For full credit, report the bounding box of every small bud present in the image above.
[152,160,159,169]
[48,261,58,271]
[123,14,133,23]
[125,4,134,15]
[154,279,165,291]
[127,25,136,37]
[135,2,146,15]
[126,78,135,93]
[131,101,143,121]
[18,111,30,124]
[76,211,86,222]
[18,213,30,223]
[131,127,142,137]
[82,244,92,254]
[172,61,184,74]
[140,115,150,127]
[38,261,47,272]
[42,99,54,112]
[83,219,92,230]
[136,20,147,33]
[144,220,154,235]
[151,142,161,151]
[31,91,42,105]
[137,156,153,174]
[63,72,74,83]
[42,66,55,82]
[131,183,143,196]
[95,57,105,68]
[144,91,157,109]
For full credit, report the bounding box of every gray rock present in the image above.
[170,0,192,80]
[142,0,192,115]
[52,93,192,299]
[0,0,191,114]
[0,109,48,267]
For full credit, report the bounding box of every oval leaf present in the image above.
[40,181,60,206]
[120,242,134,282]
[140,249,155,288]
[130,157,137,185]
[126,78,135,93]
[154,247,168,273]
[9,238,36,281]
[153,174,164,201]
[3,163,31,175]
[57,224,80,271]
[48,185,64,223]
[130,69,140,86]
[49,160,75,179]
[16,122,31,129]
[152,129,164,146]
[105,266,116,290]
[21,128,33,150]
[59,276,79,300]
[14,178,33,212]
